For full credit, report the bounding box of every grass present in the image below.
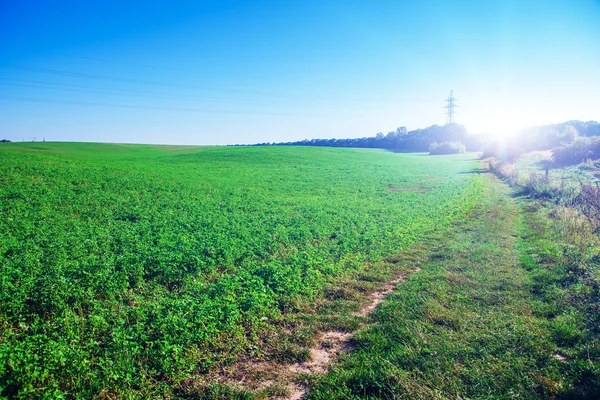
[0,143,482,398]
[517,201,600,398]
[307,172,600,399]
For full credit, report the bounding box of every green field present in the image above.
[0,143,482,398]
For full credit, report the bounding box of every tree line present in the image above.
[252,120,600,153]
[254,123,472,152]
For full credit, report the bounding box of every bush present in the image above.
[552,137,600,165]
[429,141,466,155]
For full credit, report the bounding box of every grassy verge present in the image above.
[307,172,599,399]
[518,201,600,398]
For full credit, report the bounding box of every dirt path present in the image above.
[283,271,420,399]
[203,265,422,399]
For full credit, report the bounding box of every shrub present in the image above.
[552,137,600,165]
[429,141,466,155]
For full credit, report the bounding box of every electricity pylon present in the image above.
[445,90,458,124]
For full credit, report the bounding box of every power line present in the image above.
[0,77,245,100]
[0,63,265,95]
[0,94,299,115]
[0,81,305,106]
[0,81,207,102]
[0,63,435,115]
[0,78,356,109]
[0,68,380,109]
[49,51,263,82]
[0,63,428,108]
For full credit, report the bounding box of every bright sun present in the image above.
[469,108,540,140]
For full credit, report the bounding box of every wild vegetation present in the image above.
[0,143,481,398]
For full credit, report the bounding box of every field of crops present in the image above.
[0,143,482,398]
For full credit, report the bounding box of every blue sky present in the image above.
[1,0,599,145]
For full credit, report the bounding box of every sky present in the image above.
[1,0,599,145]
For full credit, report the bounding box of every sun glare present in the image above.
[486,121,523,140]
[470,107,543,141]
